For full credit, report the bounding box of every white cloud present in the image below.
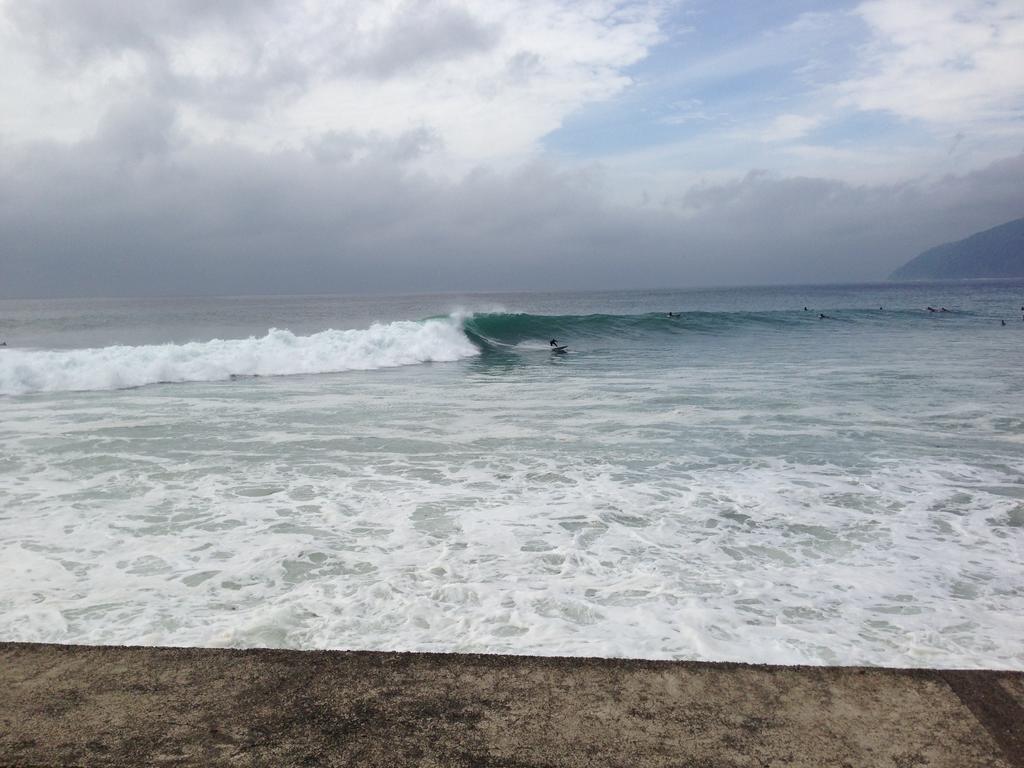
[0,0,668,167]
[840,0,1024,129]
[2,0,1021,300]
[619,1,1024,187]
[759,113,824,142]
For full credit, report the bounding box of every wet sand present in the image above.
[1,642,1021,767]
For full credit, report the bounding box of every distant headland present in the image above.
[890,216,1024,280]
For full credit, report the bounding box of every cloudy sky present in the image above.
[1,0,1022,297]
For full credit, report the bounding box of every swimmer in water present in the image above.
[818,313,832,320]
[927,306,937,312]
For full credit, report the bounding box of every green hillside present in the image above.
[890,217,1024,280]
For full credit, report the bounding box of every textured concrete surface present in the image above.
[0,642,1021,767]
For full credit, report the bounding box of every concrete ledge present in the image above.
[1,642,1021,767]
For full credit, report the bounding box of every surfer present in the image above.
[927,306,937,312]
[818,313,832,320]
[667,312,678,318]
[549,339,558,347]
[804,307,808,311]
[940,307,949,313]
[1001,319,1007,326]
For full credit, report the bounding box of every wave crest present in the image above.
[0,320,479,395]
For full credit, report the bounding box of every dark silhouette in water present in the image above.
[549,339,558,347]
[803,307,808,311]
[667,312,679,318]
[1001,319,1007,326]
[926,306,938,312]
[940,307,950,313]
[818,313,832,320]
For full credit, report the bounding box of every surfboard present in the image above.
[551,345,568,353]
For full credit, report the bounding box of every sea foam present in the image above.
[0,319,479,395]
[1,286,1022,668]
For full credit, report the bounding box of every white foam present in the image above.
[1,307,1022,669]
[0,320,479,395]
[1,362,1022,669]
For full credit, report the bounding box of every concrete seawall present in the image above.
[1,642,1021,767]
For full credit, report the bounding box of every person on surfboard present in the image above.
[550,339,559,347]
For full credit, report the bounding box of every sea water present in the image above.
[1,282,1022,668]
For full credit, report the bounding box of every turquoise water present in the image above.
[1,282,1022,667]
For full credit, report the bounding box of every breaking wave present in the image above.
[0,320,478,395]
[0,308,974,394]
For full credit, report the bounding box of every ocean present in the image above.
[1,281,1022,669]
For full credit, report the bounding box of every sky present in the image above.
[1,0,1022,298]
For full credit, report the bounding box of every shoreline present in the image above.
[2,642,1022,767]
